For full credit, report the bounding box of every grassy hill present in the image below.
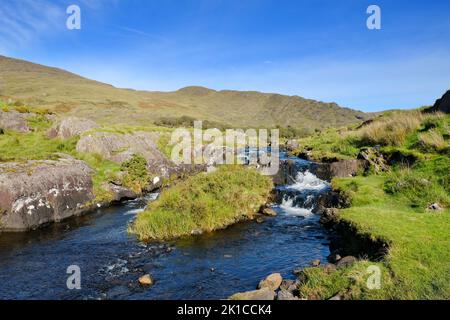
[0,55,370,131]
[292,110,450,299]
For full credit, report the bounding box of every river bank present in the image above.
[282,109,450,300]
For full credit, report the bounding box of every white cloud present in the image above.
[0,0,64,50]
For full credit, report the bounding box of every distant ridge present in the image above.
[0,55,370,130]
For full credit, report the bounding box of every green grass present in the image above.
[294,128,360,160]
[75,152,122,202]
[295,111,449,161]
[129,165,273,241]
[326,173,450,299]
[157,133,173,159]
[295,112,450,299]
[0,130,78,161]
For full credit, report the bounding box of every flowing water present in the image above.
[0,154,331,300]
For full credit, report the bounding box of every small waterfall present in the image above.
[276,166,330,218]
[288,171,330,192]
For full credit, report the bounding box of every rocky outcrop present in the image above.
[425,90,450,114]
[47,117,100,139]
[0,110,30,132]
[315,159,368,180]
[76,131,175,177]
[357,147,389,173]
[0,159,95,231]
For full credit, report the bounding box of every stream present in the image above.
[0,153,331,300]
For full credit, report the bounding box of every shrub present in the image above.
[13,105,31,113]
[120,154,149,193]
[0,128,4,135]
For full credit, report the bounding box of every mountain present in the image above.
[0,55,370,130]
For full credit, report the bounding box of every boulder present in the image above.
[315,159,368,180]
[103,183,138,202]
[76,131,175,177]
[47,117,99,139]
[336,256,357,269]
[258,273,283,291]
[229,287,275,301]
[0,110,30,132]
[0,159,94,231]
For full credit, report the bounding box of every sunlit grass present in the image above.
[129,165,273,241]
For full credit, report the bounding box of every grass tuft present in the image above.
[129,165,273,241]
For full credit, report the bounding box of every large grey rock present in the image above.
[0,110,30,133]
[102,182,138,202]
[426,90,450,114]
[315,159,368,180]
[0,159,94,231]
[229,287,276,300]
[47,117,99,139]
[76,131,175,177]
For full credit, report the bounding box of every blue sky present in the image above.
[1,0,449,112]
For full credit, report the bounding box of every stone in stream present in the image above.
[138,274,154,286]
[258,273,283,291]
[311,259,321,267]
[280,280,298,294]
[336,256,357,269]
[261,207,277,217]
[229,287,275,301]
[277,289,299,300]
[327,253,342,263]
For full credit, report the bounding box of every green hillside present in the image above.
[0,55,370,131]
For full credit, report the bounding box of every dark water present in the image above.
[0,156,331,300]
